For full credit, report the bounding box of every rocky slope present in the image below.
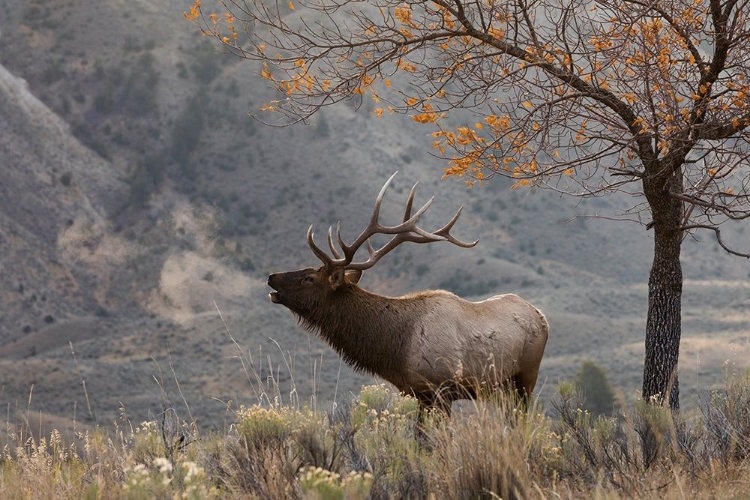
[0,62,129,346]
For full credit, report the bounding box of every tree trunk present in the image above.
[642,171,684,412]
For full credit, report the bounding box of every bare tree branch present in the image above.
[680,224,750,258]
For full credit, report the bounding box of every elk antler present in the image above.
[307,172,478,271]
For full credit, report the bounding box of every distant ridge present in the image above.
[0,62,128,342]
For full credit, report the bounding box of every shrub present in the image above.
[171,90,206,170]
[574,360,619,416]
[700,369,750,464]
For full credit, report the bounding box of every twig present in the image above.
[167,347,197,433]
[214,300,265,402]
[70,342,96,425]
[680,224,750,258]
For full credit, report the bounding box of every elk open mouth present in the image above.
[267,275,282,303]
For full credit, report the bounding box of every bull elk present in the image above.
[268,172,549,414]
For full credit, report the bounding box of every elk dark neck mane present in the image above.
[298,285,416,385]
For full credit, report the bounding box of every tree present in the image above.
[575,360,619,416]
[187,0,750,411]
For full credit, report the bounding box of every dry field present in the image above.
[3,374,750,499]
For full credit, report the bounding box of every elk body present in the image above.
[268,173,549,414]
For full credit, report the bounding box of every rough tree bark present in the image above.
[643,169,684,411]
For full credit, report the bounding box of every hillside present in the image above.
[0,0,748,431]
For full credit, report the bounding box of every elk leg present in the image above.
[415,398,431,445]
[433,394,453,417]
[513,370,539,406]
[414,394,452,445]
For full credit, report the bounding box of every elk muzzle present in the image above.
[267,273,283,303]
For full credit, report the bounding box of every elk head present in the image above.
[267,172,478,314]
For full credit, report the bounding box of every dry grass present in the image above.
[3,373,750,499]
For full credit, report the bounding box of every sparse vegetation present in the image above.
[171,89,206,175]
[59,172,72,187]
[4,373,750,499]
[128,153,166,206]
[91,54,159,117]
[189,40,222,84]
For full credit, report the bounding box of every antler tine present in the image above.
[370,171,399,226]
[327,226,342,259]
[344,237,396,270]
[433,206,480,248]
[345,229,439,271]
[307,225,335,269]
[403,181,418,222]
[399,196,434,233]
[335,221,348,258]
[335,171,399,262]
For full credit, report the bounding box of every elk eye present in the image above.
[301,276,314,285]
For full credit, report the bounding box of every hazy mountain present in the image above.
[1,0,748,431]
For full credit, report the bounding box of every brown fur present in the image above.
[268,266,549,413]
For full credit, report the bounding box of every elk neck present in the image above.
[301,285,415,385]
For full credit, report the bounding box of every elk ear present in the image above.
[345,269,363,284]
[329,267,346,290]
